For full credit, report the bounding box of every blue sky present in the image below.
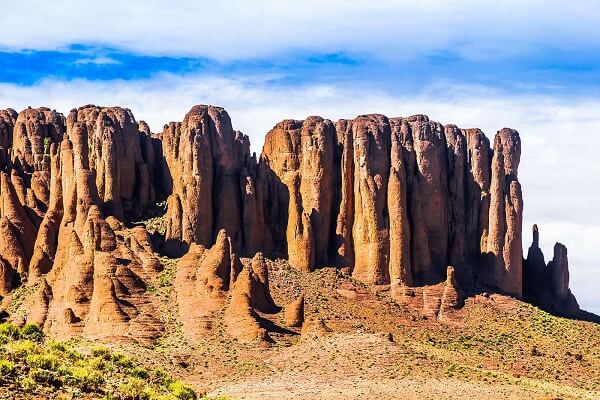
[0,0,598,314]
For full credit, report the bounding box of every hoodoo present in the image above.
[0,103,587,344]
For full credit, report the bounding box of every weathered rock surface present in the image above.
[284,294,304,328]
[523,225,580,317]
[161,105,252,256]
[0,109,17,169]
[175,228,279,342]
[175,229,241,337]
[261,117,336,271]
[0,103,590,344]
[66,105,157,219]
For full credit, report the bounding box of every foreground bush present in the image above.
[0,323,198,399]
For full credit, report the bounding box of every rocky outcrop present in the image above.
[0,109,17,169]
[224,252,279,342]
[161,105,252,255]
[175,230,241,336]
[439,266,463,320]
[175,228,278,342]
[33,208,163,344]
[0,103,589,342]
[28,143,63,282]
[10,107,65,217]
[284,294,304,328]
[66,105,157,219]
[523,226,580,317]
[486,129,523,298]
[261,117,336,271]
[0,171,37,283]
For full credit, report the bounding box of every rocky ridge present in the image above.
[0,104,591,344]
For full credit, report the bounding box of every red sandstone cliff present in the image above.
[0,104,588,343]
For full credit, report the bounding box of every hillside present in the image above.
[4,255,599,399]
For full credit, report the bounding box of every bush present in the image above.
[168,381,197,400]
[0,323,20,340]
[46,339,66,352]
[118,376,149,400]
[91,345,112,359]
[26,353,59,370]
[29,367,57,384]
[0,359,15,379]
[130,366,150,379]
[6,340,39,357]
[67,365,105,392]
[20,324,44,342]
[111,352,134,369]
[151,368,173,387]
[19,376,36,392]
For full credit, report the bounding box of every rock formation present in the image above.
[66,105,157,219]
[175,229,241,336]
[0,108,17,170]
[175,228,279,342]
[161,105,252,255]
[0,102,590,343]
[523,225,580,317]
[261,117,336,271]
[284,295,304,328]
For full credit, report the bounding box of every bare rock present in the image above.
[439,266,464,320]
[487,128,523,298]
[284,295,304,328]
[351,114,390,285]
[261,117,336,271]
[162,105,251,253]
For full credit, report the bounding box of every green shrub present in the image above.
[91,345,112,359]
[0,359,15,379]
[118,376,149,399]
[0,323,20,340]
[67,365,105,392]
[19,376,36,392]
[46,339,66,352]
[151,368,173,387]
[29,367,57,384]
[89,355,110,371]
[20,324,44,341]
[6,340,39,357]
[130,366,150,379]
[111,352,134,369]
[25,353,59,370]
[168,381,197,400]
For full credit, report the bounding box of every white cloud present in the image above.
[0,74,598,314]
[0,0,599,60]
[73,56,121,65]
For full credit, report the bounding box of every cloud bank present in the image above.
[2,0,600,62]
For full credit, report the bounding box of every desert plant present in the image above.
[20,324,44,342]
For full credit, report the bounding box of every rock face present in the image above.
[175,228,279,342]
[0,103,589,343]
[161,105,252,256]
[523,225,580,317]
[66,105,157,219]
[0,109,17,169]
[258,115,525,297]
[261,117,336,271]
[284,295,305,328]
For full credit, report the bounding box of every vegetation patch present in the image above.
[0,323,199,399]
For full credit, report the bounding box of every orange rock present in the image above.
[162,106,252,253]
[350,114,390,285]
[262,117,336,271]
[284,295,304,328]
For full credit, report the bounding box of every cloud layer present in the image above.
[0,74,597,313]
[2,0,600,63]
